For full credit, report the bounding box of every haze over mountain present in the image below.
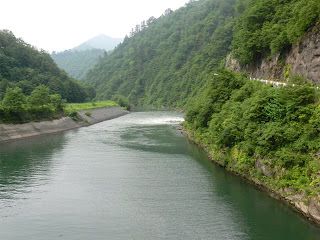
[51,34,122,80]
[73,34,123,51]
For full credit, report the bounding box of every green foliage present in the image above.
[232,0,320,64]
[0,86,64,123]
[64,100,119,112]
[0,30,95,103]
[2,87,26,111]
[85,0,238,107]
[51,49,105,80]
[111,94,131,110]
[28,85,51,106]
[185,70,320,194]
[85,111,92,117]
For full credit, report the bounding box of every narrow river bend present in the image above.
[0,111,319,239]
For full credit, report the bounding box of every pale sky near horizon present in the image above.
[0,0,189,52]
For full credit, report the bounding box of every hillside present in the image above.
[51,34,123,80]
[85,0,238,107]
[82,0,320,224]
[85,0,319,108]
[0,30,95,103]
[51,49,105,80]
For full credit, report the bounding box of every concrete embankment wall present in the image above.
[0,107,129,143]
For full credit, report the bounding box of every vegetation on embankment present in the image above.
[0,83,122,124]
[232,0,320,65]
[0,85,65,123]
[65,100,119,112]
[183,69,320,223]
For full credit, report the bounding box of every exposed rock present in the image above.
[309,198,320,224]
[255,158,273,177]
[295,201,309,215]
[226,25,320,83]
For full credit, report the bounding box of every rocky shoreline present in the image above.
[0,107,129,143]
[181,127,320,227]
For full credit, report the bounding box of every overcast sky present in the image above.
[0,0,189,52]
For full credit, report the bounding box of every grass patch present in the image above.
[65,101,119,112]
[85,111,92,117]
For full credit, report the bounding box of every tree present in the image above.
[2,87,26,111]
[28,85,50,106]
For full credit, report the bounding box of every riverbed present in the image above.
[0,110,319,239]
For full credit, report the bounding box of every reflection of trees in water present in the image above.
[186,141,320,239]
[0,134,66,190]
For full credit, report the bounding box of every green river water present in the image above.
[0,110,319,239]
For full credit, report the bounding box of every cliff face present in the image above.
[226,25,320,83]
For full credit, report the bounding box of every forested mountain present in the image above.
[85,0,239,107]
[0,30,95,102]
[51,34,122,80]
[85,0,319,108]
[51,49,105,80]
[73,34,123,51]
[83,0,320,222]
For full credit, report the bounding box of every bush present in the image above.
[111,95,131,110]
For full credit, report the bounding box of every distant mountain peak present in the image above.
[73,34,123,51]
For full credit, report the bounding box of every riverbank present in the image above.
[0,107,129,143]
[181,127,320,227]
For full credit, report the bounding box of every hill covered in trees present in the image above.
[0,30,95,103]
[82,0,320,223]
[85,0,319,108]
[51,34,123,80]
[85,0,239,107]
[51,49,106,80]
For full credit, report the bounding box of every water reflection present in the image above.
[0,134,67,198]
[0,111,319,240]
[187,141,320,239]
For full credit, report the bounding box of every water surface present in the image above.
[0,111,319,239]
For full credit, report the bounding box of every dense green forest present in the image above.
[184,69,320,196]
[85,0,240,107]
[85,0,319,108]
[51,49,105,80]
[0,30,96,123]
[232,0,320,64]
[0,30,95,103]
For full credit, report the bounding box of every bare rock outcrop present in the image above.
[226,25,320,83]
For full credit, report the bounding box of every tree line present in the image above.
[0,30,95,103]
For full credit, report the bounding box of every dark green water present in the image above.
[0,111,319,240]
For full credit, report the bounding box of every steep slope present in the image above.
[183,0,320,225]
[0,30,95,102]
[227,25,320,83]
[85,0,239,107]
[227,0,320,82]
[51,49,105,80]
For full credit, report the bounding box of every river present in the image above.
[0,110,319,239]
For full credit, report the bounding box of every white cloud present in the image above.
[0,0,189,52]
